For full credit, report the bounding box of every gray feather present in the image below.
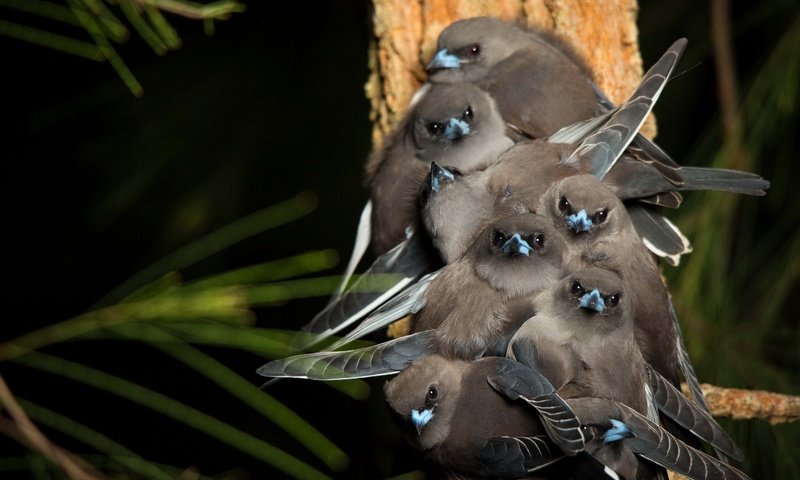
[646,365,743,461]
[257,331,436,380]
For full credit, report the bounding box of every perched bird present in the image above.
[259,211,574,383]
[384,354,613,479]
[264,212,571,369]
[501,268,649,416]
[366,82,514,255]
[492,266,741,462]
[335,212,572,358]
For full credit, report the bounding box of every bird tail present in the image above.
[678,166,770,196]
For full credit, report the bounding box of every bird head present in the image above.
[426,17,531,82]
[543,175,619,237]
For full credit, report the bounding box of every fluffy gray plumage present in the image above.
[505,268,649,417]
[366,82,513,254]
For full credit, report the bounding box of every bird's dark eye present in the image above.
[463,106,473,120]
[593,208,609,224]
[570,281,584,297]
[469,44,481,56]
[427,385,439,401]
[558,197,572,214]
[532,233,545,250]
[606,293,621,307]
[426,122,445,136]
[492,230,506,247]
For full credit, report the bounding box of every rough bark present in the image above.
[365,0,650,147]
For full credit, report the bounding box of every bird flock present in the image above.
[257,17,768,479]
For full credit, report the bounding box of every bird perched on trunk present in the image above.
[427,17,617,142]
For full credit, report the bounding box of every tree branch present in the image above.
[0,374,105,480]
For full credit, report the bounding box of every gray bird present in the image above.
[492,266,741,463]
[384,354,615,479]
[366,82,513,255]
[501,268,649,416]
[349,212,571,359]
[257,213,571,379]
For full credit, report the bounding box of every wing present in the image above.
[480,437,623,480]
[626,203,692,266]
[568,398,751,480]
[615,402,751,480]
[328,200,373,302]
[256,331,437,380]
[565,38,687,180]
[678,167,770,196]
[487,357,587,455]
[478,435,564,478]
[326,269,441,351]
[646,365,743,461]
[296,228,432,350]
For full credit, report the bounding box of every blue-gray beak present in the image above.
[579,289,605,313]
[444,117,470,140]
[430,162,455,193]
[566,209,593,233]
[427,48,461,70]
[411,408,434,436]
[501,233,531,257]
[604,419,633,443]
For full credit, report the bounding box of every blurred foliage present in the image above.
[0,193,373,478]
[0,0,246,96]
[659,9,800,478]
[1,0,798,479]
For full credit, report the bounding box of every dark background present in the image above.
[2,0,797,478]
